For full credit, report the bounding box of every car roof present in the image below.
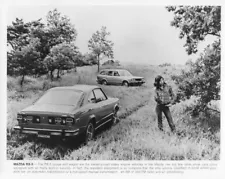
[101,68,127,72]
[49,84,100,93]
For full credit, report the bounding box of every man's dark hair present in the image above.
[154,75,164,89]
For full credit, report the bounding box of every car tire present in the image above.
[122,81,129,87]
[109,109,119,126]
[102,80,107,85]
[113,111,119,125]
[84,121,95,144]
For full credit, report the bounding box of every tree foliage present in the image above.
[7,18,44,51]
[166,6,221,115]
[88,26,114,72]
[46,9,77,48]
[7,8,78,80]
[7,38,41,86]
[44,42,78,80]
[166,6,220,55]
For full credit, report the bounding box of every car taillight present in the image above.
[17,114,23,121]
[48,116,74,125]
[23,117,27,123]
[66,117,74,125]
[33,116,40,123]
[61,119,66,125]
[48,117,54,124]
[55,117,62,124]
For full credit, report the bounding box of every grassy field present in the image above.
[7,63,220,160]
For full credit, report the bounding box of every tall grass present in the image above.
[7,64,220,160]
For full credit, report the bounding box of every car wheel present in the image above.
[122,81,129,87]
[85,122,95,144]
[102,80,107,85]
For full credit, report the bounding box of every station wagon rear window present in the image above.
[100,71,106,75]
[35,89,83,106]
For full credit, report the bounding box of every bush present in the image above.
[171,41,220,115]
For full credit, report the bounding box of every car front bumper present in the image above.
[14,126,80,138]
[129,81,145,85]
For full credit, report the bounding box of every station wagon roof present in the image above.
[49,85,100,93]
[101,69,127,71]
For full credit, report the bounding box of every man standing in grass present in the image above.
[154,75,176,132]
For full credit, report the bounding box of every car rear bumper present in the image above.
[14,126,79,138]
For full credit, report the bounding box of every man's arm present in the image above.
[154,90,162,104]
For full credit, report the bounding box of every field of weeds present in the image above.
[7,64,220,160]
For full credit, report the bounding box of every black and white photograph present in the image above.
[2,1,223,176]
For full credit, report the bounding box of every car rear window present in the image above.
[35,89,83,106]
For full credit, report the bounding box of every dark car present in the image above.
[14,85,120,143]
[97,69,145,86]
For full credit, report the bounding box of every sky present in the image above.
[7,5,214,65]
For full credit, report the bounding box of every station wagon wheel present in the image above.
[122,81,129,87]
[102,80,107,85]
[85,122,95,143]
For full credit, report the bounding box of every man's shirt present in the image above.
[154,83,175,105]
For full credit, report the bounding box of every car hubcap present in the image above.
[123,82,128,86]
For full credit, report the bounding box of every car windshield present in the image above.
[118,70,133,76]
[35,89,83,106]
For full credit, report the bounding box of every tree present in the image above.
[171,41,220,114]
[46,9,77,47]
[166,6,220,55]
[44,42,79,80]
[88,26,114,72]
[7,8,78,78]
[7,18,44,51]
[7,38,41,86]
[166,6,221,115]
[83,53,98,66]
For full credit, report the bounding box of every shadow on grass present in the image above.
[7,122,118,160]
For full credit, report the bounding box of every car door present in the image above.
[106,70,114,84]
[97,70,106,84]
[78,91,101,129]
[112,71,122,85]
[92,88,113,126]
[86,90,102,124]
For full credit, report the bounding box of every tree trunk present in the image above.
[20,75,25,87]
[50,70,53,81]
[57,69,60,79]
[97,55,100,72]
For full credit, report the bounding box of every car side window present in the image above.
[93,88,107,103]
[87,91,96,103]
[108,71,113,76]
[114,71,119,76]
[100,71,106,75]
